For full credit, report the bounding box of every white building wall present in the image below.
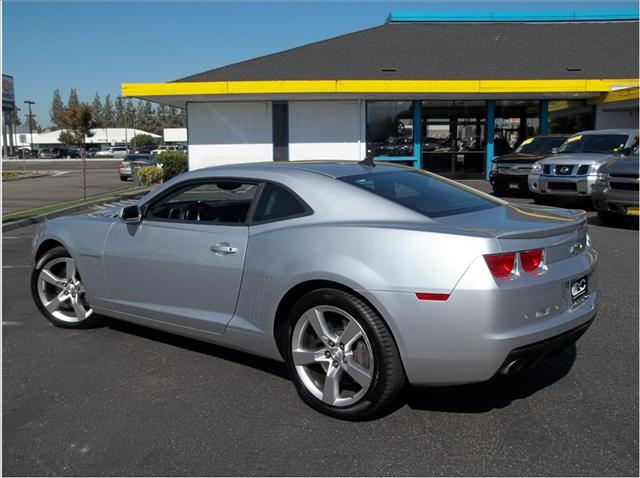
[289,100,365,161]
[187,102,273,170]
[595,100,639,129]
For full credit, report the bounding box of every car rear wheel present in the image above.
[31,246,102,329]
[283,288,405,420]
[119,175,128,182]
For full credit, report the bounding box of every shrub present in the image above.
[138,166,164,186]
[155,151,188,181]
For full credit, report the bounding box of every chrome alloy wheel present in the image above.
[37,257,93,323]
[291,305,374,407]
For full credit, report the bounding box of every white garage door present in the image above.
[187,102,272,170]
[289,101,364,161]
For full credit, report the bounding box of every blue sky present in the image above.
[3,0,637,126]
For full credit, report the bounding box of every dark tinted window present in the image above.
[252,183,307,222]
[557,134,629,154]
[340,169,500,218]
[147,181,258,224]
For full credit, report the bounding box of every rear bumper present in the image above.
[499,318,593,373]
[528,174,596,197]
[360,245,599,386]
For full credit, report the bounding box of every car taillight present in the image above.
[118,162,124,168]
[484,253,516,279]
[520,249,543,274]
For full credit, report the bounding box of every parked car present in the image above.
[96,147,129,158]
[87,147,100,158]
[150,145,179,158]
[134,146,154,154]
[591,146,639,225]
[38,148,58,159]
[528,129,639,204]
[30,161,598,419]
[117,154,155,181]
[489,135,569,195]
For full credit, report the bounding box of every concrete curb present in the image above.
[2,188,150,232]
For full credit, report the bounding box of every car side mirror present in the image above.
[120,204,142,223]
[551,147,558,154]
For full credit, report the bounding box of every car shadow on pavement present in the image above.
[106,318,289,380]
[402,344,577,414]
[587,215,639,230]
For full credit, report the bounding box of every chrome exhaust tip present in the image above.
[500,358,525,376]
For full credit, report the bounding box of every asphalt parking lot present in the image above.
[2,186,638,476]
[2,160,127,214]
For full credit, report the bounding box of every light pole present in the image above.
[24,100,35,157]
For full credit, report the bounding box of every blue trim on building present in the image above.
[540,100,549,135]
[387,9,639,23]
[485,100,495,180]
[412,100,422,169]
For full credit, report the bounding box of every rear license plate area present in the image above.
[570,275,589,308]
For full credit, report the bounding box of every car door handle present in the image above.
[211,243,237,255]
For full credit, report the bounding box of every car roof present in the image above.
[190,160,410,179]
[572,129,639,136]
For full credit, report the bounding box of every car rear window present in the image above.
[340,169,501,218]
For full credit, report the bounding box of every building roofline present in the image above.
[387,9,639,23]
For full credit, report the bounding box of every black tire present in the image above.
[119,175,128,182]
[31,246,102,329]
[597,210,624,226]
[534,194,554,206]
[283,288,405,420]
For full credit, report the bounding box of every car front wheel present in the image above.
[31,246,102,329]
[283,288,405,420]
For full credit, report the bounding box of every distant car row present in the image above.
[490,128,639,225]
[25,145,187,159]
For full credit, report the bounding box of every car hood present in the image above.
[434,203,586,239]
[538,152,618,165]
[493,152,549,164]
[601,156,639,175]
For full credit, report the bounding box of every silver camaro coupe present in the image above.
[31,161,599,419]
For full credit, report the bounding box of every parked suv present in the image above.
[96,147,129,158]
[591,146,639,225]
[528,129,639,204]
[489,135,568,195]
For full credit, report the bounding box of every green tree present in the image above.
[155,105,169,129]
[125,99,137,129]
[103,94,115,127]
[65,102,97,199]
[115,96,126,127]
[67,88,80,111]
[131,133,157,148]
[91,93,103,127]
[24,113,42,132]
[169,107,185,127]
[11,109,22,126]
[136,100,158,134]
[50,89,66,128]
[58,130,76,147]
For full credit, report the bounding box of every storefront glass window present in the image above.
[548,100,594,134]
[366,101,414,157]
[494,101,541,151]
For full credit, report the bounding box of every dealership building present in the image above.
[123,9,639,178]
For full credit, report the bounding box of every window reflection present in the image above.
[366,101,414,157]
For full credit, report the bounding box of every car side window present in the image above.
[146,181,258,224]
[251,183,308,223]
